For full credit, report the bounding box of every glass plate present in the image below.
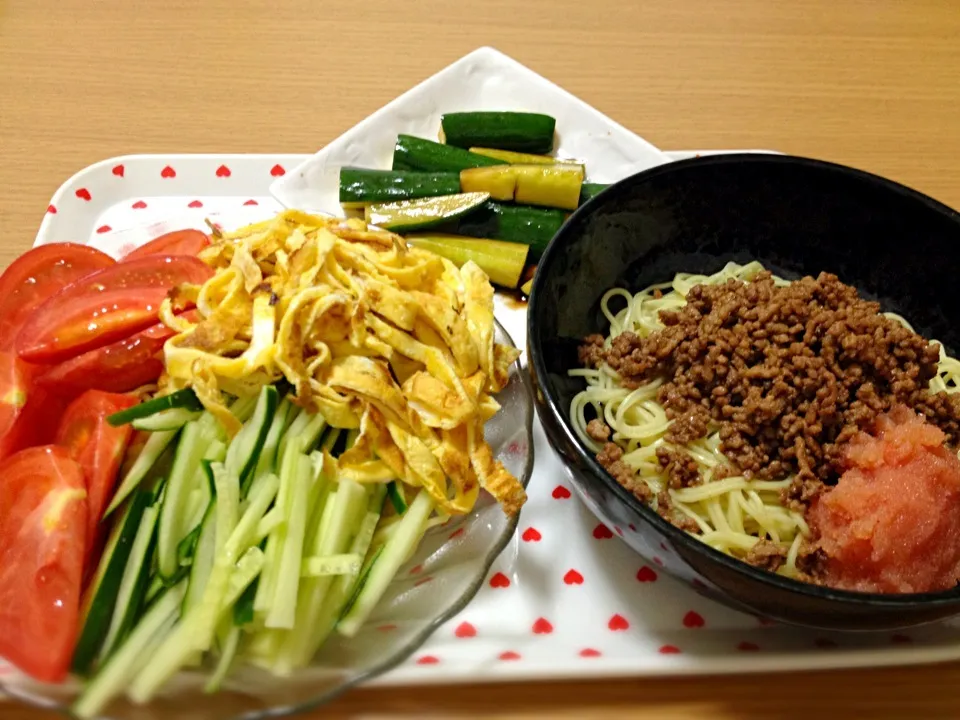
[1,319,534,720]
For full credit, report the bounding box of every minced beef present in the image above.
[656,447,702,488]
[580,271,960,515]
[744,539,787,572]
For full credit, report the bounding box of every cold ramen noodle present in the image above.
[571,262,960,594]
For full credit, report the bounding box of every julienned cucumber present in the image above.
[98,500,161,662]
[132,407,200,432]
[454,202,567,259]
[73,584,186,720]
[225,385,278,490]
[392,135,503,172]
[439,111,556,154]
[105,429,178,516]
[338,489,436,637]
[338,168,460,208]
[107,389,202,427]
[73,379,451,714]
[72,490,152,674]
[156,417,222,579]
[365,192,489,232]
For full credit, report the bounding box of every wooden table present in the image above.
[2,0,960,717]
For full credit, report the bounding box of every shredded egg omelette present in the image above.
[158,210,526,516]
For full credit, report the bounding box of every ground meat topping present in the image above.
[578,333,606,369]
[744,539,787,572]
[583,271,960,510]
[585,418,611,443]
[656,447,702,488]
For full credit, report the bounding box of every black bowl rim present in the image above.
[528,151,960,609]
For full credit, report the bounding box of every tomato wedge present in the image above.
[0,445,87,682]
[15,255,212,364]
[55,391,137,566]
[36,319,184,394]
[0,352,68,462]
[0,243,115,351]
[121,229,210,261]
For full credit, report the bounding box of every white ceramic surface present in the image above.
[5,151,959,697]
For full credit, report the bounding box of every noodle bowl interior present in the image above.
[571,262,960,595]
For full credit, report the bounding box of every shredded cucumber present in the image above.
[73,583,186,719]
[300,553,362,577]
[105,429,178,516]
[79,380,451,702]
[265,452,313,629]
[338,490,435,637]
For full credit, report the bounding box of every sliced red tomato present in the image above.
[121,229,210,261]
[36,321,177,394]
[0,352,69,462]
[0,243,115,351]
[15,254,212,364]
[0,445,87,682]
[55,391,137,566]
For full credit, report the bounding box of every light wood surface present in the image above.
[2,0,960,717]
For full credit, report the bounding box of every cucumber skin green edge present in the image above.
[71,490,152,674]
[107,389,202,427]
[392,135,503,172]
[450,202,567,259]
[440,112,557,154]
[338,168,460,205]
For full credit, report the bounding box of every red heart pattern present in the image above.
[416,655,439,665]
[161,166,176,178]
[563,569,584,585]
[409,564,423,575]
[96,225,112,234]
[216,164,232,178]
[521,527,541,542]
[658,645,681,654]
[579,648,601,658]
[608,614,629,631]
[188,200,203,208]
[75,188,92,201]
[449,527,465,540]
[551,485,571,499]
[636,566,658,583]
[532,618,553,635]
[489,572,510,589]
[683,611,705,629]
[455,622,477,638]
[46,204,57,214]
[592,523,613,539]
[112,164,125,177]
[499,651,521,661]
[244,199,259,206]
[270,164,286,176]
[132,200,147,209]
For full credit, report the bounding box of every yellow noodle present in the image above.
[570,261,960,578]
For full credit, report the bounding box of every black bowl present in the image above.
[527,153,960,631]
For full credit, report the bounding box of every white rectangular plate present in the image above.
[269,47,671,215]
[7,150,960,696]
